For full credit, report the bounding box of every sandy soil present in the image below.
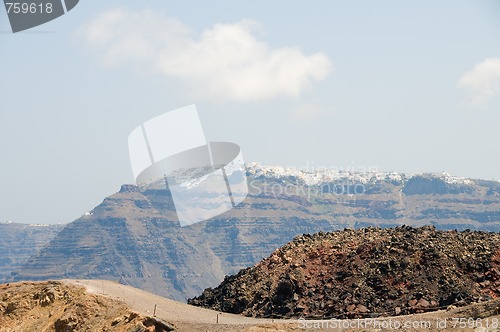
[0,280,173,332]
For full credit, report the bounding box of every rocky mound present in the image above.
[189,226,500,319]
[0,281,174,332]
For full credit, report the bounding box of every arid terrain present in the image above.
[2,280,500,331]
[190,226,500,320]
[0,280,174,332]
[9,167,500,302]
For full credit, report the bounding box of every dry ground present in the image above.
[2,280,500,331]
[66,279,500,331]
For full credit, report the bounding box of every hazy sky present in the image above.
[1,1,499,224]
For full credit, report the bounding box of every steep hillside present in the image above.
[12,182,338,301]
[0,222,63,282]
[189,226,500,319]
[11,164,500,301]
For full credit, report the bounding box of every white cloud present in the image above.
[458,57,500,105]
[79,8,332,102]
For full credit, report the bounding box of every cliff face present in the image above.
[10,167,500,301]
[0,223,64,282]
[12,182,340,301]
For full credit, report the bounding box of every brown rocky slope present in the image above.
[0,281,174,332]
[189,226,500,319]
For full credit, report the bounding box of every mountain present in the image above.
[11,163,500,301]
[0,222,64,282]
[189,226,500,319]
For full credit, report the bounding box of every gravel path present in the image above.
[63,279,298,331]
[63,279,500,332]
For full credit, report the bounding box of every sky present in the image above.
[1,1,499,224]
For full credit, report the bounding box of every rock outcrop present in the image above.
[0,281,175,332]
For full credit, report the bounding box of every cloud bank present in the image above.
[458,57,500,105]
[80,8,332,102]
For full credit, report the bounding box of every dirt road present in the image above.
[64,279,298,331]
[63,279,500,332]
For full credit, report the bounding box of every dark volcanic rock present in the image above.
[189,226,500,319]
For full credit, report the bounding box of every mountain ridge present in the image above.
[7,163,500,301]
[0,222,64,282]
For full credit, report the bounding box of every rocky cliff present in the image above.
[10,164,500,301]
[0,223,63,282]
